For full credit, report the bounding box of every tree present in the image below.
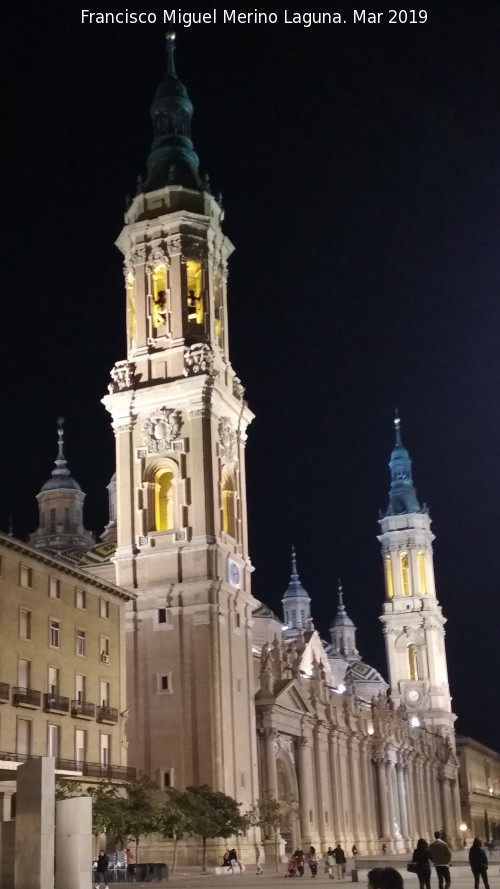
[55,777,84,800]
[247,792,298,871]
[167,785,247,873]
[119,774,161,862]
[158,802,192,874]
[88,781,124,844]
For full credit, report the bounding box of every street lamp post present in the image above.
[459,823,467,847]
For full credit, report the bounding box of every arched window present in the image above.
[186,260,203,325]
[154,468,174,531]
[418,551,426,594]
[400,553,410,596]
[384,554,393,599]
[407,643,419,681]
[152,265,168,328]
[127,272,135,345]
[221,469,236,538]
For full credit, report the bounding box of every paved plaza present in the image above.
[123,854,500,889]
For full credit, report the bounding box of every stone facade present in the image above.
[0,532,133,809]
[94,40,461,863]
[457,737,500,845]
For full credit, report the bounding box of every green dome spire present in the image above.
[144,33,201,192]
[384,412,422,516]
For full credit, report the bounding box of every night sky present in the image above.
[3,1,500,748]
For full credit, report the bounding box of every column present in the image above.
[328,732,344,844]
[424,761,435,836]
[397,761,410,844]
[348,736,363,844]
[263,729,278,797]
[15,757,55,889]
[360,740,377,852]
[376,756,391,838]
[0,790,13,821]
[297,736,314,845]
[451,778,462,847]
[313,727,326,845]
[386,760,397,847]
[412,758,423,839]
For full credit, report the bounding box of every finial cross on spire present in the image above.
[165,31,177,76]
[337,579,346,613]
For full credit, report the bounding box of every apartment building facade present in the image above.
[0,532,133,792]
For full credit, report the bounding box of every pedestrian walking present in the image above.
[295,849,305,878]
[325,848,335,879]
[334,844,346,880]
[411,838,432,889]
[94,851,109,889]
[429,830,451,889]
[468,837,490,889]
[309,846,318,878]
[255,843,263,875]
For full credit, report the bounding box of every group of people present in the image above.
[287,844,348,879]
[410,831,490,889]
[223,848,244,873]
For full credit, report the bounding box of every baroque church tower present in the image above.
[378,416,455,739]
[102,36,259,809]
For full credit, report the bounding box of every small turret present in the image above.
[330,580,359,660]
[384,412,422,517]
[29,418,94,556]
[282,546,311,631]
[144,32,202,192]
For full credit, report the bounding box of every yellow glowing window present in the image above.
[154,469,174,531]
[407,643,419,681]
[221,470,236,538]
[384,554,393,599]
[400,553,410,596]
[214,272,224,349]
[152,265,167,328]
[418,551,426,594]
[127,272,135,344]
[186,260,203,324]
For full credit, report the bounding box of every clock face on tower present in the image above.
[228,559,240,588]
[406,688,421,704]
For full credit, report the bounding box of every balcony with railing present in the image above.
[13,687,41,708]
[71,700,96,720]
[44,693,70,714]
[0,750,135,781]
[0,682,9,703]
[97,705,118,724]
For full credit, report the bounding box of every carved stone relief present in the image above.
[184,344,215,377]
[218,417,236,462]
[142,407,183,453]
[108,360,135,394]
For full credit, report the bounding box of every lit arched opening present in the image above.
[221,468,236,538]
[152,265,167,328]
[400,552,410,596]
[154,468,174,531]
[407,643,419,681]
[384,554,393,599]
[418,551,426,594]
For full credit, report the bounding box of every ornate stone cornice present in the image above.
[108,360,135,394]
[183,343,216,377]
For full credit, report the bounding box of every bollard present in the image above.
[352,869,359,882]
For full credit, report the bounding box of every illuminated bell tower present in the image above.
[378,416,455,738]
[102,36,258,815]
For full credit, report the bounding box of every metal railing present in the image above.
[0,750,135,781]
[44,694,70,713]
[71,700,95,718]
[0,682,9,702]
[96,705,118,724]
[13,687,41,707]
